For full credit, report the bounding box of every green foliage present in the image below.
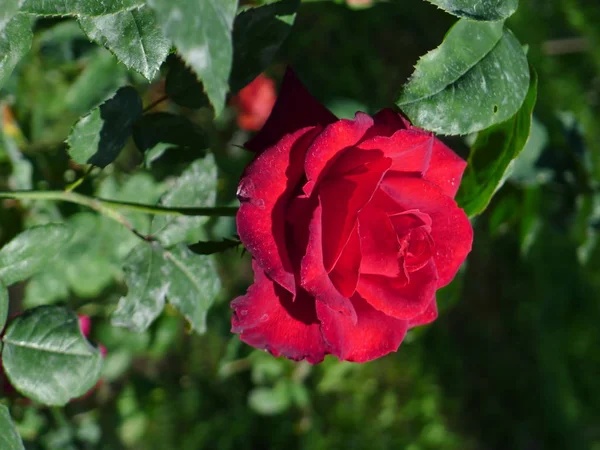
[67,86,143,167]
[0,225,72,286]
[0,405,25,450]
[21,0,144,16]
[133,112,208,155]
[0,15,32,91]
[79,5,171,81]
[112,243,221,333]
[146,0,238,115]
[164,56,211,109]
[0,0,20,33]
[1,306,103,405]
[425,0,518,20]
[397,19,529,135]
[457,69,538,216]
[0,281,7,332]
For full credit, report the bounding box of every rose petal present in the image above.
[320,154,391,272]
[304,112,374,195]
[357,260,439,320]
[366,108,411,138]
[329,224,361,298]
[231,262,328,364]
[238,127,322,293]
[316,294,408,362]
[357,204,400,277]
[407,298,438,328]
[381,175,473,287]
[245,68,337,153]
[301,199,357,322]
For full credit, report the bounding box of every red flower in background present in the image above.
[231,73,277,131]
[231,69,473,363]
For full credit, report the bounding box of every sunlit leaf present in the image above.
[397,20,529,135]
[79,6,171,81]
[1,306,103,406]
[0,14,32,91]
[67,86,143,167]
[0,224,72,286]
[0,0,20,33]
[425,0,518,21]
[456,69,538,217]
[21,0,143,16]
[146,0,237,115]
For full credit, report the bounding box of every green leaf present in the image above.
[456,69,538,217]
[248,381,292,415]
[164,56,210,109]
[0,14,33,92]
[112,242,221,333]
[0,405,26,450]
[21,0,143,16]
[188,238,241,255]
[425,0,518,21]
[397,20,529,135]
[230,0,299,93]
[1,306,103,406]
[147,0,238,115]
[67,86,143,167]
[0,281,8,332]
[0,224,72,286]
[132,112,208,154]
[150,156,217,247]
[0,0,20,33]
[79,6,171,81]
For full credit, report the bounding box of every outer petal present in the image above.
[381,175,473,287]
[316,294,408,362]
[231,262,328,364]
[304,112,374,195]
[357,204,400,277]
[407,298,438,328]
[301,198,357,322]
[237,127,322,293]
[245,68,337,153]
[357,260,439,320]
[366,108,411,138]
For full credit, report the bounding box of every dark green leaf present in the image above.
[230,0,299,93]
[0,14,33,91]
[112,242,221,333]
[188,238,241,255]
[0,405,25,450]
[397,20,529,135]
[79,6,171,81]
[425,0,518,21]
[147,0,238,115]
[164,56,210,109]
[67,86,143,167]
[150,156,217,247]
[1,306,103,406]
[456,69,538,217]
[21,0,143,16]
[0,281,7,332]
[132,112,208,154]
[0,224,72,286]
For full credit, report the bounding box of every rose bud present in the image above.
[231,73,277,131]
[232,69,473,363]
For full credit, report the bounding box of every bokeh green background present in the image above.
[1,0,600,449]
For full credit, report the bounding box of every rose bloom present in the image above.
[231,73,277,132]
[232,69,473,363]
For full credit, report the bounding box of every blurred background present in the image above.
[1,0,600,449]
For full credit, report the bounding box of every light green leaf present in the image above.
[23,269,70,308]
[1,306,103,406]
[147,0,238,115]
[0,0,20,33]
[67,86,143,167]
[0,14,33,91]
[0,405,26,450]
[0,281,8,332]
[0,224,72,286]
[248,381,291,415]
[456,69,538,217]
[425,0,518,21]
[79,6,171,81]
[112,242,221,333]
[397,20,529,135]
[230,0,299,93]
[150,156,217,247]
[21,0,143,16]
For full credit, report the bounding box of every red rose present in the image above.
[232,69,473,363]
[231,73,277,132]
